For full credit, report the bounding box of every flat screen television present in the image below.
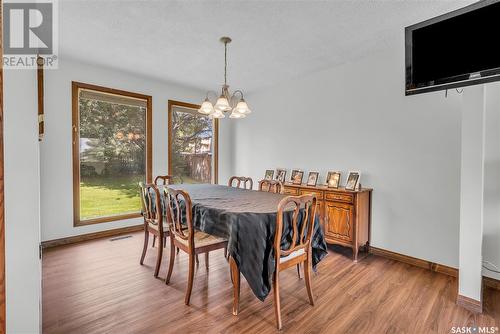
[405,0,500,95]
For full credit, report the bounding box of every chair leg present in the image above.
[140,230,149,265]
[296,263,301,279]
[152,235,156,248]
[273,271,282,330]
[163,236,167,248]
[154,234,164,278]
[165,238,176,284]
[205,252,209,270]
[185,252,195,305]
[304,255,314,306]
[195,254,199,266]
[176,247,180,254]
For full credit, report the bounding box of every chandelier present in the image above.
[198,37,252,118]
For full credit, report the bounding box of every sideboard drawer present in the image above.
[283,187,299,195]
[325,192,353,204]
[299,189,324,200]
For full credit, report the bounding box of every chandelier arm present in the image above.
[229,90,244,108]
[205,90,218,102]
[232,90,244,99]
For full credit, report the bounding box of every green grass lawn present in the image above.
[80,175,143,220]
[79,174,205,220]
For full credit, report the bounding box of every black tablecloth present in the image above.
[163,184,328,301]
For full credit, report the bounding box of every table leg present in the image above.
[229,256,240,315]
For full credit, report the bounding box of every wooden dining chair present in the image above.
[139,183,168,278]
[272,194,317,330]
[154,175,173,186]
[164,187,228,305]
[228,176,253,190]
[258,179,284,194]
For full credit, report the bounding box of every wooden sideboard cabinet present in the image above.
[283,183,372,262]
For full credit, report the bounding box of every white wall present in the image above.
[41,58,234,241]
[483,82,500,281]
[4,69,41,333]
[234,38,464,267]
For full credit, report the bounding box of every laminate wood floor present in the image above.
[42,232,500,334]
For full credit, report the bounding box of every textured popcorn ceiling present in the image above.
[60,0,475,93]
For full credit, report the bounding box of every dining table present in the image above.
[162,183,328,314]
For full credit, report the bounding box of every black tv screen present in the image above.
[405,0,500,95]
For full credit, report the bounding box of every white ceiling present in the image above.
[60,0,475,94]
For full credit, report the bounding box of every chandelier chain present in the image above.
[224,41,228,85]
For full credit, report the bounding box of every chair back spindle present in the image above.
[139,182,148,218]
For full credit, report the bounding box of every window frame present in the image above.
[167,100,219,184]
[72,81,152,226]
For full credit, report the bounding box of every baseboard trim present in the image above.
[369,246,458,277]
[456,294,482,313]
[41,224,144,249]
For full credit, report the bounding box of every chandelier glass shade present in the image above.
[198,37,252,119]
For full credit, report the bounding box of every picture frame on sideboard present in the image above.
[345,171,361,191]
[306,171,319,186]
[326,171,341,188]
[290,169,304,185]
[276,169,287,183]
[264,169,274,180]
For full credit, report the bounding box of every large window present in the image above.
[72,82,152,226]
[168,100,218,184]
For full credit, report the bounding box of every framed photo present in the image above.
[290,169,304,185]
[275,169,287,183]
[345,171,361,191]
[306,171,319,186]
[326,171,341,188]
[264,169,274,180]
